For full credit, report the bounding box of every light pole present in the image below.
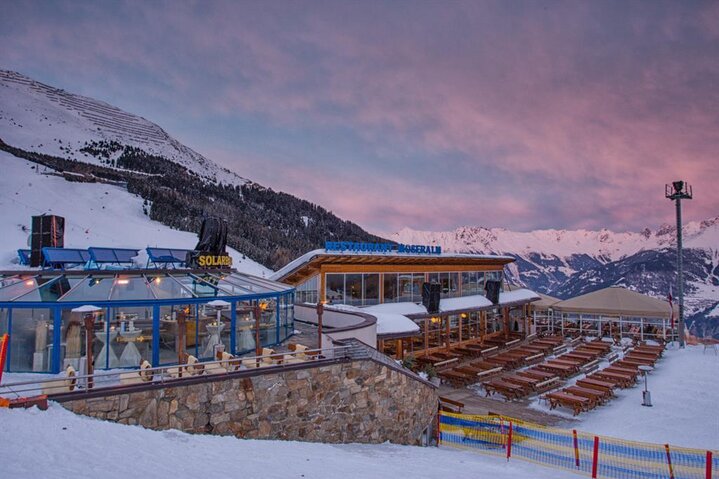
[665,181,693,348]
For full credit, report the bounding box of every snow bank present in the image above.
[0,402,578,479]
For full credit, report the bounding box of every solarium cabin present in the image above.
[271,246,540,359]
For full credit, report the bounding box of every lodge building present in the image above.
[271,243,541,360]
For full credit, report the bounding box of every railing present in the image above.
[0,345,354,399]
[439,411,718,479]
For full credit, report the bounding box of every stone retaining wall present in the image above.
[61,359,438,445]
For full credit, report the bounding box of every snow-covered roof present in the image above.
[363,302,428,315]
[439,294,492,312]
[372,313,421,336]
[499,288,541,305]
[271,248,515,283]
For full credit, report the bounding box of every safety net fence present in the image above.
[439,411,718,479]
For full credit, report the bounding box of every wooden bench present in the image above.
[519,369,557,381]
[565,385,610,404]
[439,396,464,413]
[591,371,635,388]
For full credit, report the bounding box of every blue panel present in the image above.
[146,247,190,264]
[89,247,138,264]
[42,248,90,267]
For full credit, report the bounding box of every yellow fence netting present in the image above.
[439,411,718,479]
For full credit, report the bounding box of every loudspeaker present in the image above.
[422,282,441,314]
[30,215,65,267]
[485,280,501,305]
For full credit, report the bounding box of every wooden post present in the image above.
[445,315,451,350]
[396,339,403,360]
[573,429,580,467]
[503,307,510,339]
[0,333,9,383]
[424,318,429,352]
[83,313,95,389]
[706,451,713,479]
[317,301,324,351]
[176,310,186,365]
[665,444,675,479]
[506,421,513,460]
[458,314,463,343]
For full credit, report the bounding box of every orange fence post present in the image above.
[591,436,600,479]
[573,429,580,468]
[506,421,513,460]
[0,334,9,384]
[707,451,713,479]
[665,444,675,479]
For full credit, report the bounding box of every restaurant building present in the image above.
[271,242,541,359]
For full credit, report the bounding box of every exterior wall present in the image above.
[60,359,438,445]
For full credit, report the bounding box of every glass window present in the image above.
[58,276,114,302]
[345,274,362,306]
[398,274,413,302]
[148,275,194,299]
[462,271,478,296]
[8,308,53,372]
[110,276,155,301]
[325,274,344,304]
[428,273,439,284]
[235,301,256,354]
[383,273,398,302]
[477,272,486,295]
[109,306,153,367]
[362,274,379,306]
[158,304,196,365]
[448,273,459,297]
[412,274,425,302]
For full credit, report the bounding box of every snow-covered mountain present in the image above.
[391,220,719,338]
[0,70,383,271]
[0,70,247,186]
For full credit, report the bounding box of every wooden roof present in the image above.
[272,249,515,286]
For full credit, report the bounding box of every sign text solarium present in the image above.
[325,241,441,255]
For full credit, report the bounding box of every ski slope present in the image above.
[0,150,271,277]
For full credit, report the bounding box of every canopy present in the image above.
[553,286,675,318]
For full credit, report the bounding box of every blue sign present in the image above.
[324,241,441,255]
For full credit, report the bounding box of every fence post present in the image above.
[665,444,675,479]
[707,451,713,479]
[573,429,580,468]
[0,334,8,384]
[506,421,513,461]
[591,436,599,478]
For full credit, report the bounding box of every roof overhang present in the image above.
[272,249,515,286]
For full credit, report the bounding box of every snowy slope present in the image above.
[0,70,247,186]
[0,403,577,479]
[0,150,271,277]
[529,345,719,450]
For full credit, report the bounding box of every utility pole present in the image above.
[665,181,693,348]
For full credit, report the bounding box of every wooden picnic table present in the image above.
[545,392,590,415]
[592,371,635,388]
[438,370,474,387]
[502,374,540,390]
[603,366,638,377]
[537,362,577,379]
[576,378,615,394]
[519,369,557,381]
[483,379,527,401]
[564,385,609,405]
[626,351,659,363]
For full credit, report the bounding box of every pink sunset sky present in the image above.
[1,1,717,235]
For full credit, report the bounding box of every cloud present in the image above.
[1,1,717,233]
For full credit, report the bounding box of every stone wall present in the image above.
[61,359,438,445]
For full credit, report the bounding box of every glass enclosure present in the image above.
[0,271,295,373]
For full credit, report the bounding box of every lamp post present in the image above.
[665,180,693,348]
[317,301,325,351]
[639,365,654,407]
[72,305,101,389]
